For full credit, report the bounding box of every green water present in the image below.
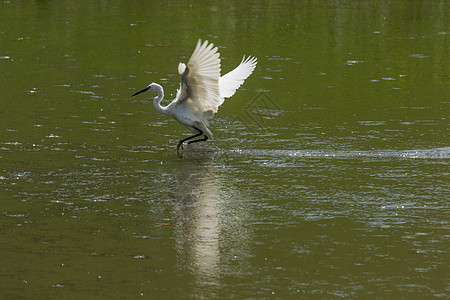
[1,0,449,298]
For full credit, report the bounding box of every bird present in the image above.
[132,39,257,155]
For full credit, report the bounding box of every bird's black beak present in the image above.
[132,86,150,97]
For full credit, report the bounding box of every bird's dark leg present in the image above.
[187,126,209,144]
[176,127,204,155]
[188,135,208,144]
[178,129,203,146]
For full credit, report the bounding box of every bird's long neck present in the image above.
[152,84,169,115]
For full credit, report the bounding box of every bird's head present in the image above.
[132,82,161,97]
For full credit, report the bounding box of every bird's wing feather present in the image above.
[175,40,221,116]
[219,56,257,101]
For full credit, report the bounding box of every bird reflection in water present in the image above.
[169,156,251,295]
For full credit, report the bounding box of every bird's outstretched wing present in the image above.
[175,40,221,116]
[219,56,257,101]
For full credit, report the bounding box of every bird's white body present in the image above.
[132,39,257,153]
[150,83,213,137]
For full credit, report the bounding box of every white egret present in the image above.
[132,39,257,155]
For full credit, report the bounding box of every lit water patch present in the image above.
[186,147,450,160]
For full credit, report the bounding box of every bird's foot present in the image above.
[176,142,184,157]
